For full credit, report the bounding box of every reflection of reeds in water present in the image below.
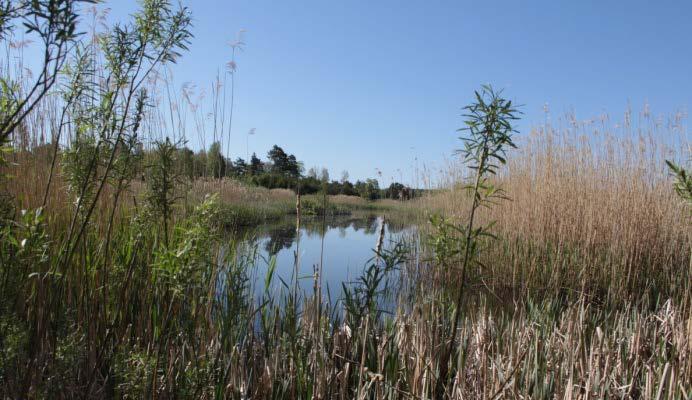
[375,215,386,265]
[376,216,386,255]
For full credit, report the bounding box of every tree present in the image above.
[340,170,349,184]
[207,141,226,178]
[307,167,318,179]
[286,154,301,177]
[232,157,247,176]
[320,168,330,183]
[178,147,195,179]
[340,180,356,196]
[386,182,405,199]
[356,178,380,200]
[267,145,289,173]
[366,178,380,199]
[267,144,300,177]
[249,152,264,175]
[193,150,207,178]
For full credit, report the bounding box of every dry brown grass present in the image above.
[2,106,690,399]
[329,194,370,206]
[2,149,134,232]
[187,178,294,205]
[422,110,691,303]
[383,297,692,399]
[1,152,295,222]
[4,147,66,211]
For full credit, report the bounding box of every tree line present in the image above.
[151,141,419,200]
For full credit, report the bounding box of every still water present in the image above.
[227,215,417,301]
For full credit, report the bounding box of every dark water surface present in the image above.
[227,214,417,301]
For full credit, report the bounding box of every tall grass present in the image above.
[424,109,690,307]
[3,105,689,398]
[0,2,690,398]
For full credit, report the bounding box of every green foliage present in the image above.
[0,1,16,40]
[249,152,264,175]
[300,197,326,216]
[100,0,191,82]
[0,315,29,395]
[206,141,226,178]
[248,170,297,190]
[433,85,520,395]
[666,160,692,206]
[342,242,408,329]
[145,137,184,246]
[110,90,146,184]
[230,156,247,176]
[0,78,19,145]
[428,214,465,269]
[135,141,389,200]
[355,178,380,200]
[111,349,157,399]
[0,78,19,172]
[153,194,220,298]
[453,83,518,258]
[177,147,195,179]
[457,85,518,205]
[319,167,329,182]
[385,181,404,199]
[62,133,100,212]
[0,0,97,144]
[0,207,51,316]
[46,331,88,398]
[47,0,193,278]
[300,197,350,216]
[267,144,301,177]
[12,208,51,267]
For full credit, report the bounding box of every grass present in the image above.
[195,181,415,228]
[1,154,409,231]
[421,113,690,308]
[1,111,689,398]
[0,4,690,396]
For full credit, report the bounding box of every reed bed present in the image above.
[1,2,690,396]
[422,110,691,306]
[2,167,690,399]
[2,105,690,398]
[188,178,295,205]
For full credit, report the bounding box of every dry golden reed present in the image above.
[423,109,690,303]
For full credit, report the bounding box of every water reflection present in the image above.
[243,215,411,255]
[228,215,416,301]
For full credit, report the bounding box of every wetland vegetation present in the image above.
[0,1,690,398]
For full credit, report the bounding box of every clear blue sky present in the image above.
[105,1,691,186]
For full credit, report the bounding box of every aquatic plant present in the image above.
[431,85,520,396]
[0,1,689,398]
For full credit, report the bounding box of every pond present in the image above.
[224,214,418,303]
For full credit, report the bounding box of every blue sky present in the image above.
[99,1,691,185]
